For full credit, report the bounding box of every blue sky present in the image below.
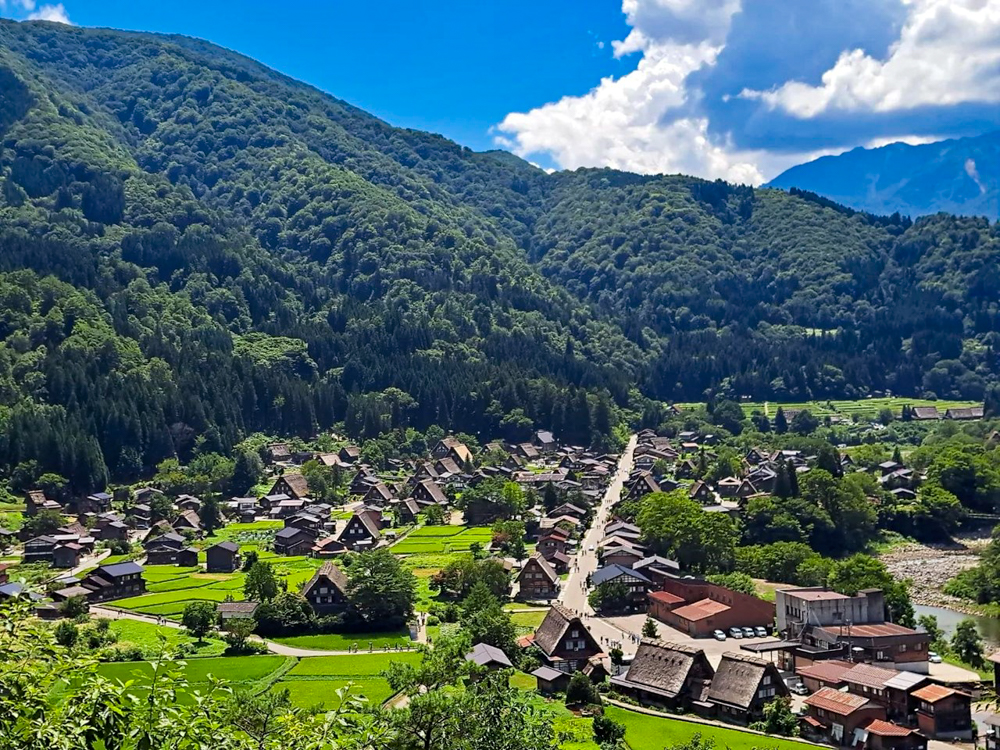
[3,0,1000,183]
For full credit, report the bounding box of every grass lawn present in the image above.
[270,630,413,651]
[605,706,816,750]
[286,652,421,677]
[108,618,227,658]
[97,655,289,688]
[509,671,536,690]
[271,678,397,708]
[511,610,548,632]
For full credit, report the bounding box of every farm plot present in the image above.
[390,526,493,555]
[270,651,421,707]
[117,557,322,619]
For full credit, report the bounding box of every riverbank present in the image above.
[880,536,990,613]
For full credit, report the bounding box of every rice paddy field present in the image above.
[680,397,980,421]
[108,618,227,657]
[390,525,493,555]
[115,552,323,619]
[604,706,817,750]
[94,651,421,708]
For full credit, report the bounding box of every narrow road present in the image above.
[91,604,420,658]
[558,434,642,653]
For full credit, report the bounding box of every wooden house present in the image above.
[610,640,715,710]
[302,562,350,615]
[516,553,559,600]
[205,541,241,573]
[531,604,603,673]
[707,653,788,724]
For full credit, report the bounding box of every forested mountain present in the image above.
[767,132,1000,220]
[0,20,998,491]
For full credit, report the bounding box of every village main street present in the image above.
[558,433,647,656]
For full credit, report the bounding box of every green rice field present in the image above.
[390,525,493,555]
[679,397,980,421]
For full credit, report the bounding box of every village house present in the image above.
[218,601,260,629]
[841,663,930,723]
[393,497,421,524]
[411,479,448,507]
[532,666,571,695]
[336,512,381,551]
[363,482,395,507]
[205,541,241,573]
[534,430,557,452]
[648,576,774,637]
[432,437,473,466]
[802,687,887,746]
[599,540,647,569]
[466,642,514,672]
[863,719,927,750]
[25,489,62,517]
[269,473,312,501]
[910,685,973,739]
[273,525,318,556]
[302,561,350,615]
[79,491,112,515]
[590,565,652,611]
[537,529,571,561]
[75,562,146,602]
[529,604,603,674]
[516,553,560,600]
[172,509,202,535]
[777,587,887,637]
[796,660,855,693]
[808,623,930,673]
[707,653,788,724]
[610,640,715,710]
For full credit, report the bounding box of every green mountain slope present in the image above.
[767,132,1000,220]
[0,20,997,490]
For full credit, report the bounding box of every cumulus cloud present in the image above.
[496,0,1000,183]
[0,0,71,23]
[27,3,70,23]
[744,0,1000,117]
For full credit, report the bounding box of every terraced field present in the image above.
[679,397,981,420]
[390,525,493,555]
[116,553,322,619]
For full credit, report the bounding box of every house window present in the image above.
[899,644,907,653]
[762,676,771,686]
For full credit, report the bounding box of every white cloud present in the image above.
[864,134,944,149]
[744,0,1000,117]
[27,3,70,23]
[498,1,770,184]
[0,0,37,11]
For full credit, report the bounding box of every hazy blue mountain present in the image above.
[767,132,999,220]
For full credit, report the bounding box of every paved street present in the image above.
[557,434,644,653]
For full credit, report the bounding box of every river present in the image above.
[914,603,1000,646]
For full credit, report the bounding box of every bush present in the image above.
[565,671,601,706]
[54,620,78,648]
[592,714,626,746]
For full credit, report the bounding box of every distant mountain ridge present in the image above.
[766,132,999,220]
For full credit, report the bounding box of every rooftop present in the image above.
[671,598,730,622]
[805,687,872,716]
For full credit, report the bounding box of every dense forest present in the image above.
[0,20,998,491]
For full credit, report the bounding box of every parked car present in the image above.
[742,627,755,638]
[729,627,743,639]
[790,682,809,695]
[755,626,768,638]
[713,629,726,641]
[928,651,942,664]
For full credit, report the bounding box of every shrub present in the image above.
[565,671,600,706]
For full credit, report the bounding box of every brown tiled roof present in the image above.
[843,663,899,690]
[616,640,712,698]
[805,687,872,716]
[911,684,967,703]
[795,660,853,683]
[865,720,915,737]
[649,591,685,606]
[671,598,729,622]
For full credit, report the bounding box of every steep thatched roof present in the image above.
[707,653,775,709]
[614,639,713,698]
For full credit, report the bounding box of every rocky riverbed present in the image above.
[880,534,990,613]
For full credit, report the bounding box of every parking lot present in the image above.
[600,613,785,668]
